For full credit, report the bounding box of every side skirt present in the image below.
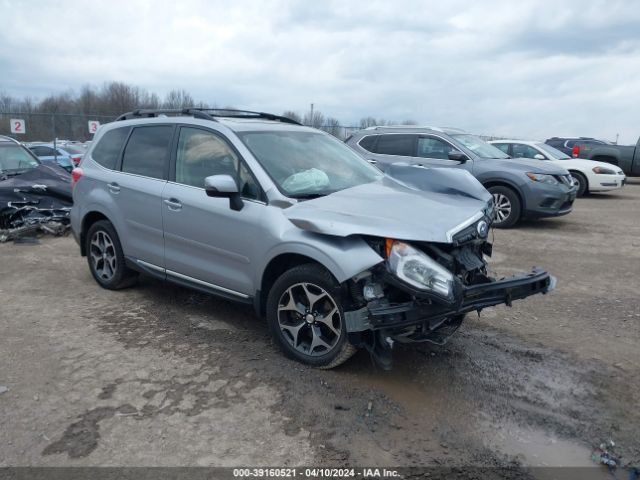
[125,256,254,305]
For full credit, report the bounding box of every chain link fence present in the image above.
[0,111,420,143]
[0,112,116,143]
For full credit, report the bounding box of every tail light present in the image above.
[71,155,82,166]
[71,167,83,188]
[572,145,580,157]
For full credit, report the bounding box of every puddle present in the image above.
[478,418,594,467]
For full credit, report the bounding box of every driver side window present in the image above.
[417,136,455,159]
[175,127,259,199]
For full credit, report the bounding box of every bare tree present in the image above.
[163,89,195,109]
[303,110,325,128]
[282,110,302,123]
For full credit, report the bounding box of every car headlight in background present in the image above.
[592,166,616,175]
[386,240,455,301]
[526,172,559,185]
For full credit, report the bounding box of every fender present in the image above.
[257,231,384,286]
[477,175,526,210]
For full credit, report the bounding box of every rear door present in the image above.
[115,125,174,269]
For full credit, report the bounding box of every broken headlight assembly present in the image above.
[386,240,455,301]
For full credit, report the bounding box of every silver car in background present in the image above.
[71,109,555,369]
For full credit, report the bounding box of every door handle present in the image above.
[164,198,182,211]
[367,158,377,164]
[107,182,120,194]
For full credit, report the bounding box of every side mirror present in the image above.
[448,150,468,163]
[204,174,244,211]
[534,153,546,160]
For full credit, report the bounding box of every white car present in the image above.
[489,140,626,197]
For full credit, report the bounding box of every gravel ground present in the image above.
[1,180,638,477]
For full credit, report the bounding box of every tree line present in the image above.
[0,81,416,141]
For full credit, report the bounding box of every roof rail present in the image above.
[115,108,218,122]
[115,108,302,125]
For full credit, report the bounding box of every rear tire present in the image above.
[488,186,521,228]
[570,171,588,197]
[266,264,356,369]
[86,220,138,290]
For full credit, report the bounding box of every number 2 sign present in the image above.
[10,119,26,134]
[88,120,100,134]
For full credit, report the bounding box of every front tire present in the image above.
[86,220,138,290]
[570,171,588,197]
[488,186,521,228]
[266,264,356,369]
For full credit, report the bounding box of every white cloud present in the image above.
[1,0,639,142]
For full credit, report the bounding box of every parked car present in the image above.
[70,109,555,369]
[57,143,87,167]
[0,135,72,235]
[545,137,610,158]
[567,137,640,177]
[28,143,74,172]
[345,126,577,228]
[489,140,626,197]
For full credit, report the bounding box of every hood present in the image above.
[481,157,570,175]
[284,172,490,243]
[0,164,73,205]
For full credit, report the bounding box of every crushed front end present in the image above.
[343,208,556,368]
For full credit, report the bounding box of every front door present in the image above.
[162,126,265,298]
[415,135,473,172]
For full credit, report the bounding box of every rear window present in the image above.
[375,134,415,156]
[92,128,130,170]
[358,135,378,152]
[121,126,173,179]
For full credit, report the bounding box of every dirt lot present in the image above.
[1,181,639,476]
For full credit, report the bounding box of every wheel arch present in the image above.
[80,210,112,256]
[568,169,589,190]
[482,180,525,211]
[256,240,383,317]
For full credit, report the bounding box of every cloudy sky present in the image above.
[1,0,639,142]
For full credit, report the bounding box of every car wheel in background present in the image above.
[86,220,138,290]
[570,171,588,197]
[488,186,521,228]
[266,264,356,369]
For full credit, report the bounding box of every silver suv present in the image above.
[71,109,555,369]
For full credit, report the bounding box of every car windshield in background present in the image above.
[536,142,571,160]
[238,131,383,198]
[451,134,510,159]
[0,145,40,174]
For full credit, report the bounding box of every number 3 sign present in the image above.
[88,120,100,134]
[10,119,26,134]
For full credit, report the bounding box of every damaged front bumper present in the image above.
[345,267,555,339]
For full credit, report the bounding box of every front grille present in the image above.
[556,174,574,187]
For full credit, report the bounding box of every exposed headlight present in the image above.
[387,240,455,301]
[592,166,616,175]
[526,172,559,185]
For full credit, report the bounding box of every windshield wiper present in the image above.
[289,193,328,200]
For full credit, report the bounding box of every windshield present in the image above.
[536,142,571,160]
[451,134,510,159]
[237,131,383,197]
[0,144,40,173]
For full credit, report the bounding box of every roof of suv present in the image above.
[355,126,468,136]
